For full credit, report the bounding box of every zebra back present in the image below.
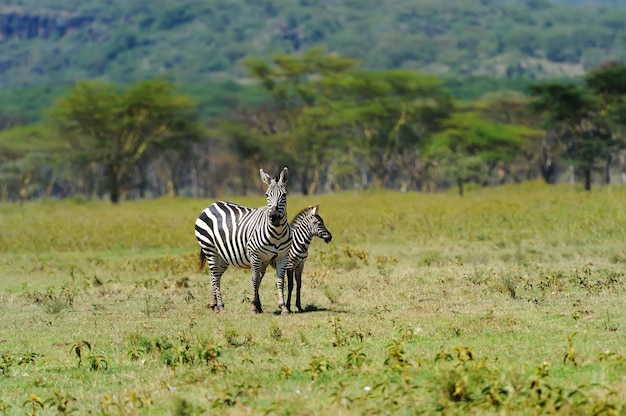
[195,167,291,269]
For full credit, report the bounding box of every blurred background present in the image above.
[1,0,626,202]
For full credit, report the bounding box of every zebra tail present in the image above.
[198,249,207,270]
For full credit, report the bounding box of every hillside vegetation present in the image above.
[1,0,626,91]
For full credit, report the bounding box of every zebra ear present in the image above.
[312,204,319,215]
[260,169,272,185]
[278,167,288,185]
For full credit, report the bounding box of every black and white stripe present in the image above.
[194,167,292,314]
[272,204,332,312]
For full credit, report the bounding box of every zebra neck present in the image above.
[267,216,289,229]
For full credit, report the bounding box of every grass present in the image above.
[0,181,625,415]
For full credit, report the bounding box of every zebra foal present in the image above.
[194,167,292,314]
[271,204,332,312]
[287,204,333,313]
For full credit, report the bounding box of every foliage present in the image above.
[427,110,532,195]
[5,54,626,199]
[50,78,203,203]
[528,79,620,190]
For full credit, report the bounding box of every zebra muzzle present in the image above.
[269,207,281,225]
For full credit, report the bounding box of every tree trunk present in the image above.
[604,154,612,184]
[584,168,592,191]
[300,174,310,196]
[457,177,464,197]
[240,164,248,195]
[138,163,148,199]
[569,165,575,184]
[307,166,322,195]
[109,167,121,204]
[498,161,506,185]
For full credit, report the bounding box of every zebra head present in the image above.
[260,167,288,226]
[309,204,332,243]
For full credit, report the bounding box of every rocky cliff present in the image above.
[0,7,94,43]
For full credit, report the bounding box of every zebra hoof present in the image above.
[280,307,291,315]
[212,305,225,314]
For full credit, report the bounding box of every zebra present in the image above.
[194,167,292,314]
[280,204,332,313]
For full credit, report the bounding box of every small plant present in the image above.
[44,391,76,415]
[563,332,578,366]
[70,340,107,371]
[602,310,620,332]
[398,326,415,343]
[502,275,518,299]
[18,352,41,366]
[341,246,370,266]
[22,394,45,416]
[223,329,253,348]
[269,324,282,340]
[344,347,370,374]
[0,354,15,377]
[127,346,145,362]
[198,342,226,374]
[454,346,474,364]
[597,350,624,363]
[37,285,76,315]
[307,355,333,381]
[384,339,410,372]
[278,366,292,379]
[434,348,454,363]
[100,390,153,415]
[87,354,108,372]
[173,397,204,416]
[211,382,259,409]
[328,380,355,409]
[328,316,364,346]
[376,255,398,279]
[0,400,11,415]
[70,340,91,368]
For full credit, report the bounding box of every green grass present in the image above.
[1,182,626,415]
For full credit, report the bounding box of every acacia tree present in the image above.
[474,95,545,182]
[427,110,531,196]
[52,78,200,203]
[528,82,614,191]
[585,62,626,183]
[0,124,69,201]
[321,69,453,189]
[243,48,358,194]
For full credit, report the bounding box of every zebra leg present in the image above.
[295,263,304,313]
[286,268,294,313]
[276,258,290,315]
[250,260,267,314]
[208,256,228,313]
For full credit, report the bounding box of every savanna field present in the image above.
[0,182,625,415]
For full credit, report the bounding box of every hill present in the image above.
[1,0,625,93]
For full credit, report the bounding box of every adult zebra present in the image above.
[281,204,332,313]
[194,167,292,314]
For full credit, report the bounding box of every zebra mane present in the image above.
[290,206,316,227]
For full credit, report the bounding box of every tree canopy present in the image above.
[51,78,203,203]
